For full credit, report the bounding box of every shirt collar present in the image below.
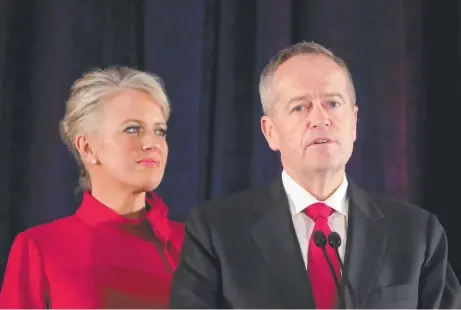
[76,191,172,244]
[281,170,349,217]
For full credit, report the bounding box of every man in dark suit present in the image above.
[169,41,461,308]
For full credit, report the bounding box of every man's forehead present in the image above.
[274,68,349,94]
[277,53,341,71]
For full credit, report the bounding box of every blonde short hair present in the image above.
[59,66,171,190]
[259,41,356,114]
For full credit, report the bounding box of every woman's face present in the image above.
[80,89,168,192]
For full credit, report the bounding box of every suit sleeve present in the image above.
[0,232,49,308]
[418,214,461,308]
[169,204,220,308]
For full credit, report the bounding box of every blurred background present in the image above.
[1,0,460,282]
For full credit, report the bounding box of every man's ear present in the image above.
[352,104,358,142]
[261,115,280,151]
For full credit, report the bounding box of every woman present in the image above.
[0,67,184,308]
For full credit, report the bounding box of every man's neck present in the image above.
[285,168,346,201]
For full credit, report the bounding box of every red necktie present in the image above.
[304,203,341,309]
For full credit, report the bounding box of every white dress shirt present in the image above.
[281,170,349,269]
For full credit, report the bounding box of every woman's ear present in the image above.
[75,134,98,165]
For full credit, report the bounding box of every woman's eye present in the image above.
[124,126,140,134]
[155,128,167,137]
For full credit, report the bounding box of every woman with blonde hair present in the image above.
[0,67,184,308]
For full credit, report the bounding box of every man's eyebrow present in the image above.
[323,93,346,101]
[287,95,308,104]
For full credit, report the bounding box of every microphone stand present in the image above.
[328,232,359,309]
[313,231,345,308]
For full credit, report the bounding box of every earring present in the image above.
[91,159,97,165]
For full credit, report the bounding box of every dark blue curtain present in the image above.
[1,0,460,280]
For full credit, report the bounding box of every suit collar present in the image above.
[249,177,316,308]
[343,179,388,309]
[346,178,384,220]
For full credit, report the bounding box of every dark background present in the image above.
[0,0,460,281]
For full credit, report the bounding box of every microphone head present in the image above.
[313,231,327,248]
[328,232,342,249]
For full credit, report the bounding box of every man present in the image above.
[170,42,461,308]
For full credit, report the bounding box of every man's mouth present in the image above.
[309,137,334,146]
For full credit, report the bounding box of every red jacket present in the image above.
[0,191,184,308]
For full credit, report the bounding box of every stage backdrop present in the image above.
[1,0,461,279]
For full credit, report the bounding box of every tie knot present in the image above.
[304,202,334,221]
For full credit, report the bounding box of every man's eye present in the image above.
[328,101,341,108]
[291,105,305,113]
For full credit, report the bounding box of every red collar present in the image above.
[76,191,172,244]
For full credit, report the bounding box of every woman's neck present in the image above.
[90,184,147,219]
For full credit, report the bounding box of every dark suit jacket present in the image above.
[170,177,461,308]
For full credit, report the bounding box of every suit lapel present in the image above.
[250,178,315,309]
[343,181,388,309]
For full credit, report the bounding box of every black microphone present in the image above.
[328,232,358,309]
[313,231,344,306]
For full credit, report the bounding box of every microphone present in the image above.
[327,232,344,270]
[327,232,358,309]
[313,231,343,306]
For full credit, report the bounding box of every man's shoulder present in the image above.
[348,183,448,244]
[364,189,438,229]
[192,182,273,221]
[201,184,270,210]
[370,192,426,214]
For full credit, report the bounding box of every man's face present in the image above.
[261,54,358,178]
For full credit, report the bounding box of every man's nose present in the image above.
[308,105,331,128]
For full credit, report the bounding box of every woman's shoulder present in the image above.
[17,214,79,245]
[168,219,184,233]
[167,219,185,245]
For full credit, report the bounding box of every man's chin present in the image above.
[303,161,343,174]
